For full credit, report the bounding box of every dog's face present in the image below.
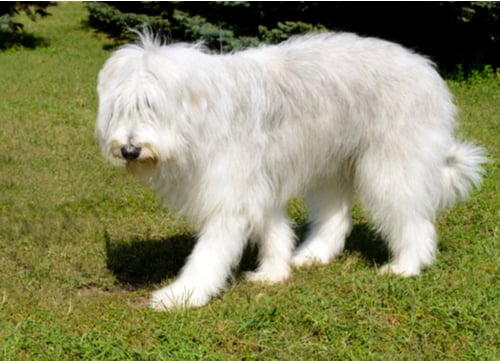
[95,46,184,183]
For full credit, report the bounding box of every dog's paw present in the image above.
[245,265,291,284]
[149,283,211,311]
[379,263,421,277]
[291,247,330,268]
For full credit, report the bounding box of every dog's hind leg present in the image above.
[355,152,438,276]
[377,216,437,277]
[292,180,353,267]
[246,210,295,283]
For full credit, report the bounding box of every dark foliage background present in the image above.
[0,2,53,32]
[86,1,499,76]
[0,1,53,49]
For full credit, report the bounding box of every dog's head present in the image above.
[95,37,194,184]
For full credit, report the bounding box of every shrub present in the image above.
[85,2,325,51]
[0,2,53,32]
[86,2,499,74]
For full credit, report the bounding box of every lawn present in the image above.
[0,3,498,360]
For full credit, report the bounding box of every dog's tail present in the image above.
[439,142,487,209]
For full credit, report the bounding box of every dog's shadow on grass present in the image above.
[344,223,389,265]
[105,232,197,289]
[105,223,389,290]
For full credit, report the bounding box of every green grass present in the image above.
[0,3,498,360]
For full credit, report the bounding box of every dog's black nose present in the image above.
[121,145,142,160]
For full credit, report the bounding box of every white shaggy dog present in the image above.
[96,32,485,310]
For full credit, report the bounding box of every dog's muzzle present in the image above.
[121,145,142,160]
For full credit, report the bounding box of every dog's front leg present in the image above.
[150,216,249,311]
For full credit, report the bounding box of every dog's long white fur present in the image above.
[96,32,486,310]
